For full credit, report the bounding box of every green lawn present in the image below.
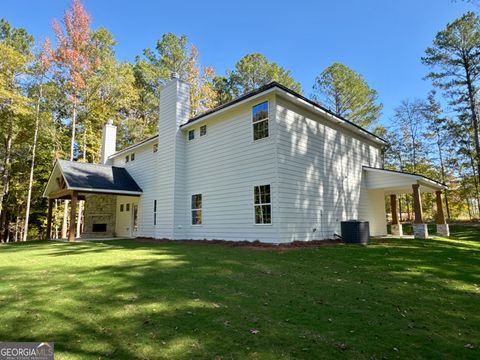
[0,226,479,359]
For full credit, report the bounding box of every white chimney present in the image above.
[100,119,117,164]
[155,74,190,239]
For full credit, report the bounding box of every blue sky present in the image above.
[0,0,475,126]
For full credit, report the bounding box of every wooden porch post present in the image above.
[46,199,54,240]
[412,184,423,224]
[390,194,399,224]
[435,190,450,236]
[68,191,78,242]
[435,190,446,224]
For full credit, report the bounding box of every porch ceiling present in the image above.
[363,166,447,195]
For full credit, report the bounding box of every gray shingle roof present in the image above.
[58,160,142,194]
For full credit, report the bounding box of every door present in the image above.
[131,204,138,237]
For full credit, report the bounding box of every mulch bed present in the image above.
[133,237,343,251]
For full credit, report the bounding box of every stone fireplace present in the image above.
[82,194,117,238]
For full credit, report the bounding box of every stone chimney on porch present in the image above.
[100,119,117,164]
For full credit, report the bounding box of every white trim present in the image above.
[275,88,387,146]
[363,167,447,190]
[191,193,203,225]
[180,86,386,147]
[253,184,272,225]
[181,88,277,130]
[108,135,159,159]
[68,187,142,196]
[252,100,270,142]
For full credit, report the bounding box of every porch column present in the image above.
[435,190,450,237]
[68,191,78,242]
[412,184,428,239]
[390,194,403,236]
[46,199,54,240]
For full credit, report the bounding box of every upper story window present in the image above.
[153,143,158,153]
[131,153,135,161]
[126,203,130,212]
[200,125,207,136]
[254,184,271,224]
[125,155,129,163]
[191,194,202,225]
[120,204,124,212]
[252,101,269,141]
[188,129,195,141]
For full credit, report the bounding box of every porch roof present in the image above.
[363,166,447,195]
[43,160,143,199]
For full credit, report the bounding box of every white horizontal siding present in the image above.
[112,141,157,238]
[183,95,279,242]
[275,97,383,242]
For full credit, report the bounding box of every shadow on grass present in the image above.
[0,233,479,359]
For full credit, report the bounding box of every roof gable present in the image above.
[43,160,142,197]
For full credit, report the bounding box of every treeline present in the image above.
[0,0,478,241]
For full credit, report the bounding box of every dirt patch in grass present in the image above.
[133,237,343,251]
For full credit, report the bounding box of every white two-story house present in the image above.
[43,75,449,243]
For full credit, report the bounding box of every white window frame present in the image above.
[191,194,202,225]
[188,129,195,141]
[254,184,272,225]
[200,125,207,136]
[125,155,129,163]
[153,143,158,153]
[252,101,269,141]
[131,153,135,161]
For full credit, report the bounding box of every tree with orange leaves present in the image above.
[45,0,100,161]
[45,0,101,239]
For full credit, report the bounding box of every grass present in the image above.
[0,226,479,359]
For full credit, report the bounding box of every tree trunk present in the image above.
[466,195,472,220]
[0,110,14,242]
[464,65,480,186]
[70,102,77,161]
[23,85,43,241]
[61,101,78,239]
[436,137,451,220]
[470,154,480,215]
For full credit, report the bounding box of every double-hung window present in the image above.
[254,185,271,224]
[252,101,269,140]
[188,129,195,141]
[191,194,202,225]
[200,125,207,136]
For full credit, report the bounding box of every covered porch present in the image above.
[364,167,448,239]
[43,160,142,241]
